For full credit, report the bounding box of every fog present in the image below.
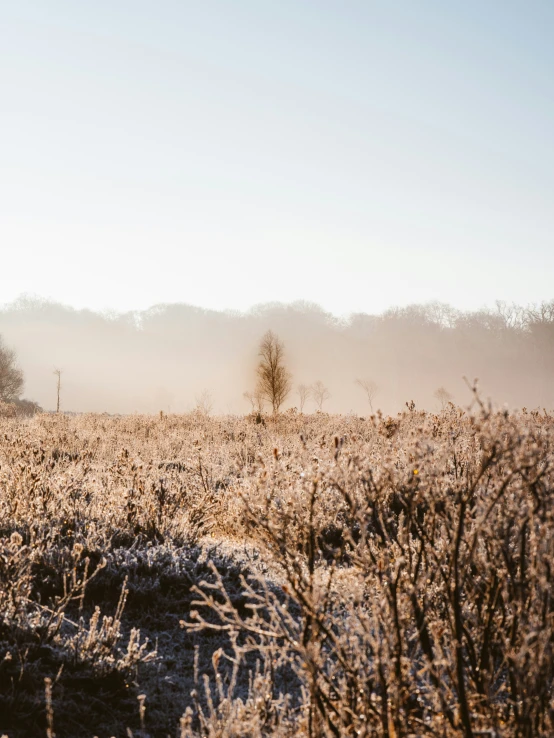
[1,296,553,414]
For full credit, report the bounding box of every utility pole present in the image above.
[53,368,62,413]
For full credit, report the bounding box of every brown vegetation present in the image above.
[0,336,24,403]
[0,402,553,736]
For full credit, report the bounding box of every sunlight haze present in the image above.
[2,7,554,733]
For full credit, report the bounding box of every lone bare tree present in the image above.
[243,391,256,413]
[0,337,24,403]
[243,389,264,414]
[195,389,213,416]
[297,383,311,413]
[256,330,292,414]
[54,368,62,413]
[311,380,330,411]
[355,378,379,413]
[434,386,453,411]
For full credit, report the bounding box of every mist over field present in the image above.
[1,296,552,415]
[3,0,554,734]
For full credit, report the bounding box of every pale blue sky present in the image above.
[2,0,553,315]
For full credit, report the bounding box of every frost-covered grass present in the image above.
[1,405,553,737]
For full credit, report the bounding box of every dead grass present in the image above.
[0,404,553,736]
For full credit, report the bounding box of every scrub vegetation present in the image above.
[1,396,553,737]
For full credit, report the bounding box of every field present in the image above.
[0,403,553,737]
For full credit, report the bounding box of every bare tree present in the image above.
[243,391,256,413]
[195,389,213,416]
[0,337,24,403]
[495,300,526,331]
[243,389,264,414]
[355,378,379,413]
[311,380,330,411]
[434,386,453,411]
[54,368,62,413]
[12,398,41,416]
[256,331,292,414]
[297,384,311,413]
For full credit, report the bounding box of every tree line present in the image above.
[1,298,553,414]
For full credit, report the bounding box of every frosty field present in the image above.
[1,405,553,737]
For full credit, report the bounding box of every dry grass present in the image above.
[0,403,553,737]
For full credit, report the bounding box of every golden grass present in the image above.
[0,405,553,736]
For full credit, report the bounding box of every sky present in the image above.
[2,0,553,317]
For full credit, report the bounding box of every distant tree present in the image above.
[434,386,453,411]
[525,300,554,405]
[355,378,379,413]
[311,380,330,411]
[243,391,256,413]
[256,331,291,414]
[297,384,311,413]
[424,301,460,329]
[53,368,62,413]
[243,389,265,414]
[495,300,526,331]
[195,389,213,416]
[12,398,42,417]
[254,387,265,413]
[525,299,554,325]
[0,337,24,403]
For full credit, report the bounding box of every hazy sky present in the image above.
[2,1,553,316]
